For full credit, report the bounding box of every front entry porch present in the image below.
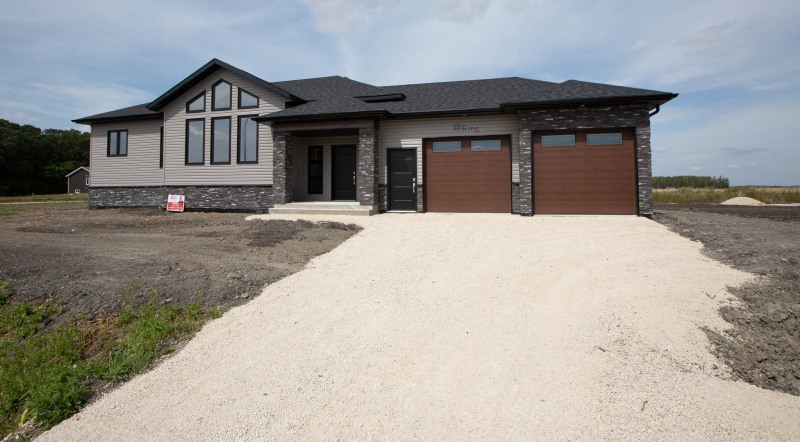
[269,119,379,215]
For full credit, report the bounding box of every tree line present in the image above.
[0,119,90,195]
[652,175,730,189]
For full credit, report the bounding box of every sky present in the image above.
[1,0,798,185]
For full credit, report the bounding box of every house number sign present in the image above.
[452,123,479,133]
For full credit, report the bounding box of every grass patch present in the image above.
[654,186,800,204]
[0,194,88,204]
[0,281,218,438]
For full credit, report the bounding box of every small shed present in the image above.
[66,167,90,194]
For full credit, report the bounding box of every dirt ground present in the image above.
[653,204,800,396]
[0,206,361,320]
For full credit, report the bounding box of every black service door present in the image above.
[389,149,417,211]
[332,145,356,200]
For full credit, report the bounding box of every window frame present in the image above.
[185,118,205,165]
[186,91,206,113]
[307,145,323,195]
[212,79,232,111]
[210,116,232,165]
[107,129,128,157]
[238,88,260,109]
[159,126,164,169]
[237,114,259,164]
[540,134,576,147]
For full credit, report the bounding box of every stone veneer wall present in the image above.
[517,104,653,216]
[357,127,378,206]
[511,183,521,214]
[89,186,273,212]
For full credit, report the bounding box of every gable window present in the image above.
[185,119,205,165]
[432,140,461,152]
[308,145,323,194]
[238,88,259,109]
[541,134,575,147]
[587,133,622,145]
[211,117,231,164]
[237,115,258,163]
[107,130,128,156]
[187,92,205,113]
[212,80,232,111]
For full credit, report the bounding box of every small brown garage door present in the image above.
[424,136,511,213]
[534,129,636,215]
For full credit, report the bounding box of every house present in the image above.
[66,166,90,194]
[74,59,677,216]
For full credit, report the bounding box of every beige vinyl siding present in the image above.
[162,68,284,186]
[379,115,519,185]
[89,120,164,187]
[294,136,357,201]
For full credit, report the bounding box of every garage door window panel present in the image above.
[541,134,575,147]
[432,141,462,152]
[587,133,622,146]
[470,139,501,151]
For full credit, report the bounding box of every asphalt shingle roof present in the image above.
[74,59,677,124]
[73,103,161,124]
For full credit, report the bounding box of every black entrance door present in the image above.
[332,145,356,201]
[388,149,417,211]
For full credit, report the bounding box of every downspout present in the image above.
[649,105,660,117]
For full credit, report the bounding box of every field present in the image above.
[654,186,800,204]
[0,201,361,438]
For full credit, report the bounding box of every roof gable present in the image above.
[147,59,302,111]
[65,166,90,178]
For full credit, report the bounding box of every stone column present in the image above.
[517,113,534,215]
[272,131,293,204]
[635,123,653,216]
[356,126,378,206]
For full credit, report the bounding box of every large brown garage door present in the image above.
[534,129,636,215]
[424,136,511,213]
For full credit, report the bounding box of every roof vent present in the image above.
[355,93,406,103]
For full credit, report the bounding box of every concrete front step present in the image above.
[269,202,377,216]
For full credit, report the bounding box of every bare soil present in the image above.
[0,206,361,320]
[653,204,800,395]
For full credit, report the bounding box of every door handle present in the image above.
[412,178,416,193]
[353,172,356,185]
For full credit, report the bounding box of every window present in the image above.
[541,134,575,147]
[211,117,231,164]
[107,130,128,156]
[237,115,258,163]
[471,139,501,151]
[308,145,323,194]
[185,119,205,165]
[238,88,259,109]
[587,133,623,145]
[212,80,232,111]
[159,127,164,169]
[187,92,205,113]
[432,140,461,152]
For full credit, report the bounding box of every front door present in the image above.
[332,145,356,201]
[388,149,417,211]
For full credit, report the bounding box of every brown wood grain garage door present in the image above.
[534,129,637,215]
[424,136,511,213]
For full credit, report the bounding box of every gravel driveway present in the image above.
[42,214,800,440]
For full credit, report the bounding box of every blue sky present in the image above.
[1,0,798,185]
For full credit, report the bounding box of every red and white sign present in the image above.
[166,194,185,212]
